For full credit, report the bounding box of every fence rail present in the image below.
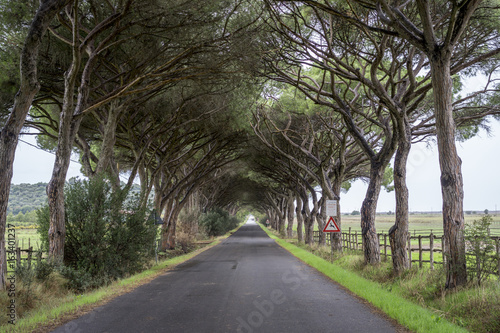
[8,246,45,269]
[313,228,500,278]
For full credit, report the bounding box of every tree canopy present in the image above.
[1,0,499,290]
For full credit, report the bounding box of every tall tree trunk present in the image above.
[318,198,326,245]
[0,0,71,289]
[295,194,303,242]
[164,205,181,250]
[161,199,178,251]
[302,193,314,245]
[271,210,277,230]
[95,102,122,177]
[431,56,467,289]
[47,114,83,262]
[47,0,98,262]
[389,119,411,274]
[286,192,295,238]
[278,198,286,236]
[361,160,384,264]
[47,5,84,261]
[304,214,314,245]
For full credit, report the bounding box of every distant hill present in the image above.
[7,181,143,215]
[8,183,48,214]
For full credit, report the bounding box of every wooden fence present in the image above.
[8,246,45,269]
[313,228,500,278]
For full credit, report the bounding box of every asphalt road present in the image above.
[51,221,400,333]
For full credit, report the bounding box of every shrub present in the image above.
[464,214,498,285]
[199,208,239,237]
[36,205,50,252]
[37,176,156,291]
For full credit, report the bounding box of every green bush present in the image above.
[465,214,498,285]
[36,205,50,252]
[37,176,156,291]
[199,208,239,237]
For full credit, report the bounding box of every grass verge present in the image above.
[1,222,244,333]
[258,224,467,333]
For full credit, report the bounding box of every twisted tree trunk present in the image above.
[295,195,303,242]
[431,55,467,288]
[286,191,295,238]
[389,118,411,274]
[360,160,385,264]
[0,0,72,290]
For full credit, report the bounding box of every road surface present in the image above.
[51,221,400,333]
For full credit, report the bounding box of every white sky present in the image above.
[11,77,500,213]
[341,120,500,213]
[13,119,500,213]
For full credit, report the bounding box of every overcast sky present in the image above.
[12,119,500,213]
[11,76,500,213]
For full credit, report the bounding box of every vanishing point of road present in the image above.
[51,221,401,333]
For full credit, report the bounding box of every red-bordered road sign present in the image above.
[323,216,340,232]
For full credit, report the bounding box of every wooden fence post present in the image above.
[348,227,352,250]
[27,247,33,269]
[377,233,381,254]
[355,231,358,250]
[496,238,500,279]
[408,234,412,268]
[418,235,423,268]
[430,232,434,270]
[384,234,387,261]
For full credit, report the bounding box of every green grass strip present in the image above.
[2,223,245,333]
[259,225,468,333]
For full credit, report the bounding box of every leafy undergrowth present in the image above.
[264,227,500,333]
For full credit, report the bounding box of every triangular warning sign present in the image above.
[323,216,340,232]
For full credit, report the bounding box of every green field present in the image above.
[5,228,42,251]
[339,213,500,236]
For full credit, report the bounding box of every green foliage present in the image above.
[464,214,498,285]
[36,205,50,252]
[15,259,54,285]
[382,166,395,192]
[199,207,239,237]
[36,176,156,291]
[351,210,360,216]
[0,0,36,122]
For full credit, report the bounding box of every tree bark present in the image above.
[302,192,315,245]
[295,194,303,242]
[47,1,85,261]
[286,191,295,238]
[360,160,385,264]
[47,4,100,261]
[160,200,174,251]
[47,113,83,262]
[164,205,181,250]
[318,198,326,245]
[277,198,286,236]
[431,55,467,288]
[95,102,122,177]
[389,119,411,274]
[0,0,71,289]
